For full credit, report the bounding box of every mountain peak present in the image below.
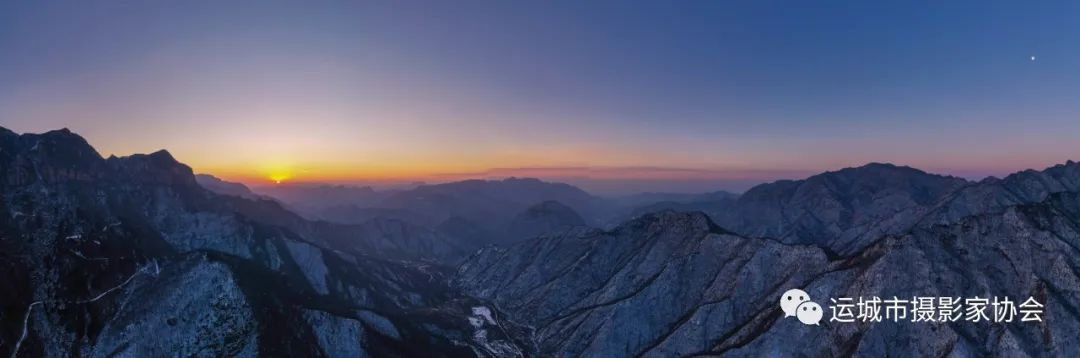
[503,177,543,183]
[1047,159,1080,172]
[861,161,900,168]
[148,149,176,161]
[196,174,257,198]
[0,127,107,184]
[724,161,971,255]
[617,210,726,236]
[804,162,968,189]
[28,127,102,156]
[505,200,589,240]
[832,162,938,177]
[521,200,580,217]
[107,150,197,188]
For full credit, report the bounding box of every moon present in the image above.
[1031,56,1036,61]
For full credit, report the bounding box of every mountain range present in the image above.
[3,126,1079,357]
[0,128,523,356]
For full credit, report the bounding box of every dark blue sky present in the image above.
[2,1,1079,193]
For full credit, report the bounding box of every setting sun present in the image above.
[268,173,290,184]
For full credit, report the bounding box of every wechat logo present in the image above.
[780,288,822,325]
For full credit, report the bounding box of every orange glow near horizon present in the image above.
[188,156,1062,191]
[39,122,1066,191]
[196,160,823,189]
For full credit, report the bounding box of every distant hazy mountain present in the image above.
[217,195,477,263]
[373,178,603,237]
[0,127,524,356]
[435,216,500,248]
[188,154,642,247]
[195,173,261,199]
[504,200,589,241]
[608,190,739,208]
[255,177,609,242]
[249,173,750,245]
[252,183,391,219]
[317,205,435,226]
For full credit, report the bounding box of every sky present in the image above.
[2,1,1079,194]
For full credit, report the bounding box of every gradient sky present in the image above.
[2,1,1079,194]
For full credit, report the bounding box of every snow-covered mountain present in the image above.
[455,192,1080,356]
[709,163,970,256]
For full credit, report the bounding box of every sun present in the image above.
[268,173,290,184]
[258,161,296,184]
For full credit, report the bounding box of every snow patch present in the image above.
[466,306,524,357]
[472,306,496,325]
[284,240,330,295]
[303,309,368,357]
[357,310,401,340]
